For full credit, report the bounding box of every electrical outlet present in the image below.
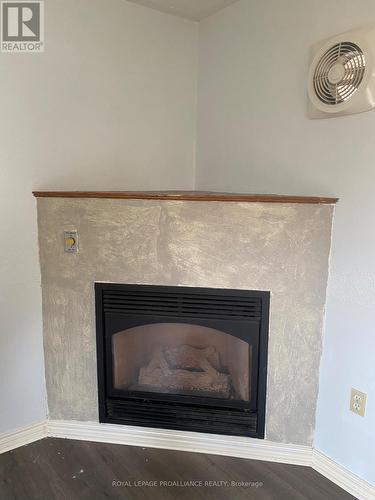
[350,388,367,417]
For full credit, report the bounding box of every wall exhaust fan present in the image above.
[308,26,375,118]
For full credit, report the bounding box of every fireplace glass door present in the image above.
[112,323,251,402]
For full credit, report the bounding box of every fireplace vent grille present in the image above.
[106,398,257,436]
[102,287,261,320]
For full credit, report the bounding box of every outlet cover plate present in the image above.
[350,388,367,417]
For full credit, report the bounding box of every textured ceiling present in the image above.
[127,0,239,21]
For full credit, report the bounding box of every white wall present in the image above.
[197,0,375,484]
[0,0,197,433]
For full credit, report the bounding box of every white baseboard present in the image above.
[2,419,373,499]
[0,420,47,454]
[312,450,375,500]
[47,419,312,466]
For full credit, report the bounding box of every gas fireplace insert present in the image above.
[95,283,269,438]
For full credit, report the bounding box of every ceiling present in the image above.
[127,0,239,21]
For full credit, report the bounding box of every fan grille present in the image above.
[313,42,366,105]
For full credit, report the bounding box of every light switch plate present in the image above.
[64,230,78,253]
[350,388,367,417]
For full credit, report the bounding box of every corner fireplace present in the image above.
[95,284,269,438]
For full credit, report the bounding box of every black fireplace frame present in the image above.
[95,283,270,438]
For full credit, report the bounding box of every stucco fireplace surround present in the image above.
[35,192,336,448]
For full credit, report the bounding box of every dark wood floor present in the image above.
[0,438,354,500]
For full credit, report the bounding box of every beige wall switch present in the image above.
[64,230,78,253]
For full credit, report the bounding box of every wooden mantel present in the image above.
[32,191,338,204]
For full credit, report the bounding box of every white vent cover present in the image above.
[308,26,375,118]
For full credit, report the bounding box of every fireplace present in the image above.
[95,283,269,438]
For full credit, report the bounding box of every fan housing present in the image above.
[308,26,375,118]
